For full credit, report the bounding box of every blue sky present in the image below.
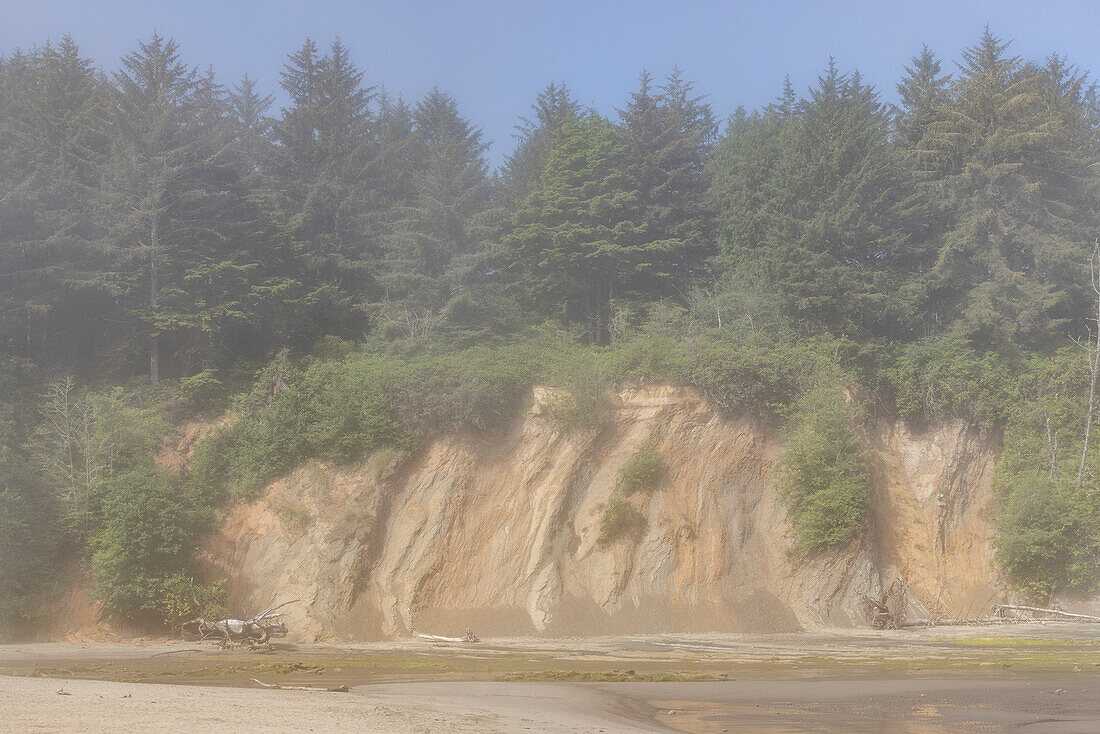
[4,1,1099,166]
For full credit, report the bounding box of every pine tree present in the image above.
[0,39,110,365]
[500,82,580,208]
[895,46,950,149]
[918,30,1099,348]
[273,39,380,320]
[765,75,798,121]
[102,34,245,381]
[503,114,646,343]
[373,91,419,231]
[229,74,275,173]
[617,69,717,299]
[709,61,933,338]
[381,89,496,322]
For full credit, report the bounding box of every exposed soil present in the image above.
[182,385,1014,644]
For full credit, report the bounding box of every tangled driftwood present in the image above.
[862,577,1100,628]
[415,628,480,643]
[181,579,299,647]
[862,579,909,629]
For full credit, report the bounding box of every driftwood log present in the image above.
[860,581,1100,629]
[415,628,480,643]
[251,678,349,693]
[992,604,1100,623]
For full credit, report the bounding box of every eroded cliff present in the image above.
[196,385,1003,640]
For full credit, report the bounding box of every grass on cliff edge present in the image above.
[189,326,851,504]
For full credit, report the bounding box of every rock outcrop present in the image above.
[200,385,1002,640]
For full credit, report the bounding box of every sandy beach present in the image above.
[0,675,667,733]
[4,628,1100,732]
[6,673,1100,733]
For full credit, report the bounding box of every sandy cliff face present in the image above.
[201,385,1003,640]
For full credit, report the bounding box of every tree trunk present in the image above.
[1076,242,1100,490]
[149,215,160,384]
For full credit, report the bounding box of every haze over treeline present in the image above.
[1,29,1099,632]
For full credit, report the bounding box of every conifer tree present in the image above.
[500,82,580,208]
[617,69,717,297]
[766,75,798,120]
[102,34,245,380]
[373,92,419,231]
[895,46,950,149]
[709,61,932,338]
[918,30,1098,348]
[503,114,646,343]
[382,89,495,320]
[0,39,109,365]
[273,39,380,320]
[229,74,275,174]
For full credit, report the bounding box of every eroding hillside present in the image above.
[199,385,1001,640]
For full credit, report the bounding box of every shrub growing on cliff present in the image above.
[542,347,612,430]
[157,573,229,631]
[777,387,869,553]
[686,333,845,419]
[888,332,1018,427]
[190,338,565,500]
[617,442,664,493]
[597,498,647,546]
[171,368,227,418]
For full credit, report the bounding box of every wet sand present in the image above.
[633,678,1100,733]
[4,674,1099,733]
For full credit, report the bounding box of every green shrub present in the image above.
[0,364,60,636]
[189,389,308,501]
[91,464,195,625]
[617,443,664,494]
[279,505,312,534]
[88,386,171,471]
[777,387,869,553]
[298,357,408,462]
[597,498,647,547]
[173,368,226,417]
[543,349,611,430]
[189,341,558,500]
[605,335,688,383]
[0,458,57,636]
[685,334,841,419]
[992,477,1095,599]
[395,344,542,433]
[888,332,1018,427]
[991,349,1100,597]
[157,573,229,631]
